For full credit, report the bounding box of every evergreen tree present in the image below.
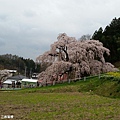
[0,54,40,77]
[92,17,120,63]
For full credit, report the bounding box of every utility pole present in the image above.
[30,68,32,78]
[25,66,27,77]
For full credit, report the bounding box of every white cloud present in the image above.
[0,0,120,60]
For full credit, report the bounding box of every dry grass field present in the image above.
[0,90,120,120]
[1,76,120,120]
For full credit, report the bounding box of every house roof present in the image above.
[7,75,27,80]
[22,79,38,83]
[3,79,17,84]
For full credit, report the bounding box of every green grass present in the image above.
[18,76,120,98]
[0,91,120,120]
[1,75,120,120]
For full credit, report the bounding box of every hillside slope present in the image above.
[19,73,120,98]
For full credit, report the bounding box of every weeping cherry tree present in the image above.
[36,33,118,82]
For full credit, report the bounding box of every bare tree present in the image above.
[36,33,118,82]
[79,34,91,41]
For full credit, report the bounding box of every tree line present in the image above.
[0,54,41,77]
[92,17,120,64]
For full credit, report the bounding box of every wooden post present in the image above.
[68,79,70,84]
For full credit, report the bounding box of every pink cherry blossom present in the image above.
[36,33,118,82]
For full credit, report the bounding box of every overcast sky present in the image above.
[0,0,120,61]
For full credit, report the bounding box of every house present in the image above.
[21,79,38,88]
[3,75,27,88]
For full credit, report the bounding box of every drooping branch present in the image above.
[36,33,118,82]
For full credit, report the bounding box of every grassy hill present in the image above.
[1,72,120,119]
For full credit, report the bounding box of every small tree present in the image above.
[0,70,12,82]
[36,33,118,82]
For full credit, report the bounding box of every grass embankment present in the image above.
[19,74,120,98]
[0,73,120,120]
